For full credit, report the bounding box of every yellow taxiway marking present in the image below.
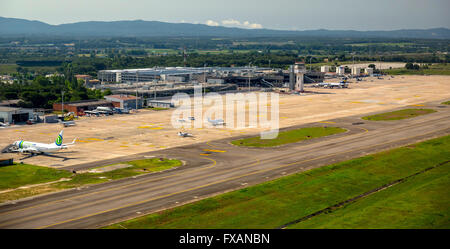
[319,121,336,124]
[86,138,104,141]
[358,127,369,133]
[75,140,90,143]
[280,117,288,119]
[199,153,211,156]
[412,104,424,107]
[38,126,447,229]
[203,149,226,153]
[119,145,129,148]
[350,101,363,104]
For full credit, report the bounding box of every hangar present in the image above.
[0,107,34,124]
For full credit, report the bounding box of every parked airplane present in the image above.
[10,130,76,154]
[84,110,100,117]
[60,120,76,127]
[313,82,348,88]
[207,117,225,126]
[178,131,193,137]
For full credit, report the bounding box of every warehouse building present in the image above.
[53,100,114,116]
[0,106,34,124]
[104,95,143,109]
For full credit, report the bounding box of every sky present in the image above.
[1,0,449,31]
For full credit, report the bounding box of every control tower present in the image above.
[294,62,306,92]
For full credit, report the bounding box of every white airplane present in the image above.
[314,82,348,88]
[177,131,193,137]
[60,120,76,127]
[207,117,225,126]
[11,130,76,154]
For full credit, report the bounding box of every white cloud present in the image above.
[221,19,263,29]
[222,19,241,26]
[205,20,219,26]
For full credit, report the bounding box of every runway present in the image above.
[0,101,449,228]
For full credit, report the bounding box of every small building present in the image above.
[53,100,113,116]
[104,95,143,109]
[75,74,93,83]
[147,100,174,108]
[320,66,330,73]
[207,78,225,84]
[44,115,59,123]
[365,68,374,75]
[0,106,34,124]
[351,67,361,76]
[85,79,101,88]
[336,66,345,75]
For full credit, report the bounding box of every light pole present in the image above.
[61,90,64,117]
[248,62,252,92]
[204,63,207,96]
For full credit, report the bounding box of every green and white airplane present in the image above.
[11,130,76,154]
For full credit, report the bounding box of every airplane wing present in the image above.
[11,147,40,153]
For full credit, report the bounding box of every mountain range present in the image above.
[1,17,449,39]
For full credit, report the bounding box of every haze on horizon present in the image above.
[1,0,449,31]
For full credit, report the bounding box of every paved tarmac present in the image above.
[0,101,448,228]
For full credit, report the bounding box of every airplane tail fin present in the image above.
[55,130,63,146]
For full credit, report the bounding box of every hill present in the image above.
[1,17,449,39]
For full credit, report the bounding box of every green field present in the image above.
[0,64,59,74]
[0,64,19,74]
[442,101,450,105]
[231,127,346,147]
[385,63,450,75]
[146,107,169,111]
[0,163,71,190]
[362,108,436,121]
[347,42,415,47]
[105,135,450,229]
[289,162,449,228]
[0,158,182,203]
[55,158,182,189]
